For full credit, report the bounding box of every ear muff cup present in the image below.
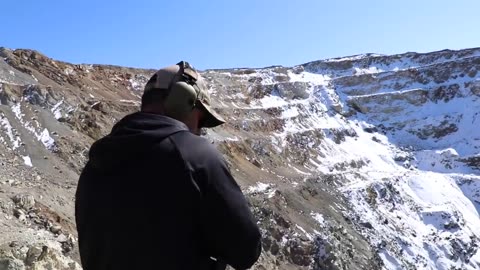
[163,81,198,121]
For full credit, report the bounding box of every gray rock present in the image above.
[25,246,43,266]
[12,194,35,210]
[11,246,29,262]
[56,234,68,243]
[50,225,62,234]
[274,82,310,100]
[0,257,25,270]
[13,209,26,221]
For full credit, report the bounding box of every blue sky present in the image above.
[1,1,479,70]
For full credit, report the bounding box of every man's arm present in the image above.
[200,152,262,270]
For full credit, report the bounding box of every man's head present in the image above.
[141,61,225,135]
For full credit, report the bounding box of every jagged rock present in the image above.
[0,257,25,270]
[444,221,460,230]
[348,89,429,114]
[11,246,29,262]
[59,234,76,254]
[360,222,374,229]
[363,126,378,133]
[470,82,480,96]
[411,120,459,140]
[22,85,46,106]
[459,156,480,169]
[25,246,43,266]
[50,225,62,234]
[270,242,280,256]
[90,101,103,111]
[12,194,35,210]
[13,209,26,221]
[285,240,314,266]
[430,84,461,102]
[274,82,310,100]
[251,159,262,168]
[2,244,82,270]
[270,227,283,242]
[393,152,412,162]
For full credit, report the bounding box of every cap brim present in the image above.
[198,102,226,128]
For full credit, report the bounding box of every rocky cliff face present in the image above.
[0,46,479,269]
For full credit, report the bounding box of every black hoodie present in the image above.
[75,112,262,270]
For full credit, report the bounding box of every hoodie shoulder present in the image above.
[169,132,225,168]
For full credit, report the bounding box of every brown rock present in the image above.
[50,225,62,234]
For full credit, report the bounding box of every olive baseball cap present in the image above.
[143,61,225,128]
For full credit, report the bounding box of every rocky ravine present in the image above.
[0,47,479,270]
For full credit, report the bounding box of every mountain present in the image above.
[0,46,479,270]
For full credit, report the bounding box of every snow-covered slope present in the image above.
[203,48,480,269]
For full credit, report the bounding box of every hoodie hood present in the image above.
[88,112,189,169]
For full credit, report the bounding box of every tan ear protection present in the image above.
[163,61,201,121]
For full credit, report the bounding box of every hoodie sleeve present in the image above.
[199,150,262,270]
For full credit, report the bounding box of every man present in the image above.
[75,61,262,270]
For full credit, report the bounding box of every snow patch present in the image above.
[129,79,142,91]
[84,65,93,73]
[295,224,314,241]
[311,212,326,226]
[287,71,330,87]
[64,67,75,76]
[259,95,288,108]
[281,106,299,118]
[292,166,312,176]
[248,182,271,193]
[324,54,382,63]
[0,114,21,149]
[129,76,148,91]
[119,99,141,106]
[11,103,23,120]
[412,148,473,174]
[11,102,56,151]
[22,156,32,167]
[266,189,276,199]
[378,250,402,270]
[38,128,55,150]
[353,66,384,75]
[51,100,63,120]
[246,182,277,199]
